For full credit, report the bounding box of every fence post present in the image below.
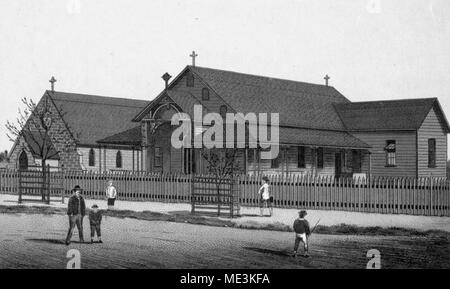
[190,174,195,214]
[61,166,66,204]
[18,170,22,204]
[46,164,51,205]
[430,176,433,216]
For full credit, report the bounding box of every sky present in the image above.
[0,0,449,155]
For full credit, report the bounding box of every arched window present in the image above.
[186,72,194,87]
[19,151,28,171]
[202,87,210,101]
[88,148,95,167]
[116,151,122,168]
[219,105,228,119]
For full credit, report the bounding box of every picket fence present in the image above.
[1,169,449,216]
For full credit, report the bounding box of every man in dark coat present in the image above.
[65,185,86,245]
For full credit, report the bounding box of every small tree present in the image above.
[5,93,69,201]
[201,148,241,215]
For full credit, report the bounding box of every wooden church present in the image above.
[9,53,450,178]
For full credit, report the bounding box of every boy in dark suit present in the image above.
[89,204,103,244]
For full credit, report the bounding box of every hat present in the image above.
[91,204,99,209]
[73,185,82,191]
[262,176,269,182]
[299,210,307,218]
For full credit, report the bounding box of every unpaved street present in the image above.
[0,213,449,269]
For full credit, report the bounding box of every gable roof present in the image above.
[133,66,350,131]
[189,66,350,131]
[334,98,450,132]
[49,91,149,146]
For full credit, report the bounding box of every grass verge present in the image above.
[1,204,449,239]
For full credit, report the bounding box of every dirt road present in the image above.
[0,213,449,269]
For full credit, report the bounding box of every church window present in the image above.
[88,148,95,167]
[428,138,436,168]
[219,105,227,119]
[202,87,210,101]
[19,151,28,171]
[154,147,162,167]
[316,147,324,169]
[116,151,122,168]
[186,72,194,87]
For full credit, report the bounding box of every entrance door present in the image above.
[335,152,342,178]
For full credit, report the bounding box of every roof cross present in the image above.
[190,51,198,67]
[324,74,330,86]
[49,76,57,92]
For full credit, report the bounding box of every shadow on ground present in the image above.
[243,246,291,257]
[25,238,97,245]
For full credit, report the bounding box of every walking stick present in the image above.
[310,218,321,235]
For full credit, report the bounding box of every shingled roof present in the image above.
[189,66,350,131]
[334,98,450,132]
[49,91,149,146]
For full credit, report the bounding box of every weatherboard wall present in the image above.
[417,106,447,177]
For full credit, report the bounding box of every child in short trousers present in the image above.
[293,210,310,257]
[89,204,103,244]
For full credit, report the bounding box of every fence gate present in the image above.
[191,175,241,218]
[18,165,64,204]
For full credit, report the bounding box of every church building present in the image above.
[9,54,450,178]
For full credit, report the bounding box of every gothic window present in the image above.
[19,151,28,171]
[88,148,95,167]
[116,151,122,168]
[219,105,227,119]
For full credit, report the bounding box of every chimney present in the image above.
[162,72,172,90]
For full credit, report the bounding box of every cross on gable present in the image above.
[190,51,198,66]
[324,74,330,86]
[49,76,57,92]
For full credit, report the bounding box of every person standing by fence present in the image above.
[106,180,117,210]
[65,185,86,245]
[258,176,273,217]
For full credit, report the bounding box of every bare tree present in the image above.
[0,150,8,162]
[201,148,241,215]
[5,92,72,201]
